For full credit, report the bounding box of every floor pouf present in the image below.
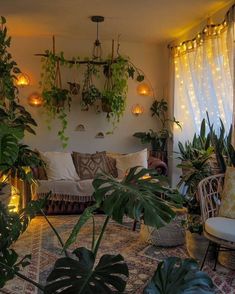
[140,208,187,247]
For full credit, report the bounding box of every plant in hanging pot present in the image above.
[81,63,101,111]
[40,51,72,148]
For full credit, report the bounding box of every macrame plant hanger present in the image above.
[52,36,64,111]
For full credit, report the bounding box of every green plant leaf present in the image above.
[45,247,128,294]
[144,257,214,294]
[63,204,99,250]
[93,167,183,228]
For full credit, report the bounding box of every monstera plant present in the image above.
[144,257,214,294]
[0,167,213,293]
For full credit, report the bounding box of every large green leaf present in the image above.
[93,167,183,228]
[63,204,99,251]
[45,247,128,294]
[0,124,23,171]
[144,257,214,294]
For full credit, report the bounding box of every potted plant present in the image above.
[0,16,43,210]
[40,51,72,148]
[0,167,214,293]
[81,63,101,111]
[133,99,181,162]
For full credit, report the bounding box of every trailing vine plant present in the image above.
[40,50,78,148]
[39,40,145,139]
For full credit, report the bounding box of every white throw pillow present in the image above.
[40,152,79,181]
[116,149,148,179]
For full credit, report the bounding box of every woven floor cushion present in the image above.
[140,208,187,247]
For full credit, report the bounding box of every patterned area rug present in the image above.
[2,215,235,294]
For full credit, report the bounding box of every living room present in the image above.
[0,0,235,293]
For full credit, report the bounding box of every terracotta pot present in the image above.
[102,102,112,113]
[186,231,209,261]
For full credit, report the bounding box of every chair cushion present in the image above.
[205,217,235,243]
[219,166,235,218]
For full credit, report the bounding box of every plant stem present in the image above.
[93,215,110,259]
[91,216,95,251]
[0,261,44,291]
[40,208,69,257]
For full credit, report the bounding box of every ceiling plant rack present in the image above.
[37,16,146,147]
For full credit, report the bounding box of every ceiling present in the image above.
[1,0,232,43]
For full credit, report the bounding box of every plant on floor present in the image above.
[133,99,181,160]
[144,257,214,294]
[0,167,214,293]
[0,16,43,210]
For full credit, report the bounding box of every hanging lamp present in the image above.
[91,15,104,60]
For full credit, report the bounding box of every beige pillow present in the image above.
[116,148,148,179]
[219,166,235,218]
[40,152,79,181]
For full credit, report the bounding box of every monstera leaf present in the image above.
[93,167,182,228]
[0,124,23,171]
[144,257,214,294]
[45,247,128,294]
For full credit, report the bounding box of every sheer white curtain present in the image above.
[171,5,235,186]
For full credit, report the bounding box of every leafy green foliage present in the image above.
[0,196,48,288]
[45,247,128,294]
[134,99,181,152]
[10,144,45,182]
[0,124,23,172]
[144,257,214,294]
[40,51,72,148]
[93,167,182,227]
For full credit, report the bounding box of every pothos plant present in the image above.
[39,49,145,137]
[102,55,144,132]
[40,51,76,148]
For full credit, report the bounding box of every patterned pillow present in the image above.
[219,166,235,218]
[72,152,110,179]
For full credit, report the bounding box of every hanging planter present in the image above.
[41,47,72,148]
[81,63,101,111]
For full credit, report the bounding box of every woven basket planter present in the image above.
[186,231,209,261]
[140,208,187,247]
[219,251,235,270]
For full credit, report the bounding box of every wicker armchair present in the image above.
[198,173,235,270]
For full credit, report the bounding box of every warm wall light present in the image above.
[137,83,151,96]
[132,104,144,116]
[16,73,30,87]
[28,92,43,107]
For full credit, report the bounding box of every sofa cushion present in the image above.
[72,151,110,180]
[37,179,94,202]
[205,217,235,243]
[116,148,148,179]
[219,166,235,218]
[40,152,79,181]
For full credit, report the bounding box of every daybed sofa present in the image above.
[32,149,168,214]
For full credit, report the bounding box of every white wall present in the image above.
[10,35,168,153]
